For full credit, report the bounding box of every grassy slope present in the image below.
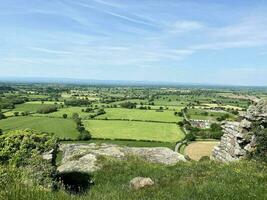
[96,108,183,122]
[1,160,266,200]
[0,116,79,139]
[83,120,184,142]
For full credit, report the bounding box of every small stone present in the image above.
[130,177,154,190]
[42,149,54,163]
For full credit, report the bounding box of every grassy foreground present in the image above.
[1,159,266,200]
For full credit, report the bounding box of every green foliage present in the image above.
[0,129,57,166]
[62,113,68,118]
[64,99,90,107]
[249,123,267,163]
[184,132,196,141]
[37,105,58,114]
[120,101,137,109]
[77,130,92,141]
[0,112,6,120]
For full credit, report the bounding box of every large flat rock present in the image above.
[58,143,186,174]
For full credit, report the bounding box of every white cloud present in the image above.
[169,20,204,33]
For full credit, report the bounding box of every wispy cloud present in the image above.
[168,20,204,33]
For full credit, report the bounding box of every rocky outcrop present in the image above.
[58,143,186,174]
[212,99,267,162]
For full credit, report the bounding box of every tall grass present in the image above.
[1,158,266,200]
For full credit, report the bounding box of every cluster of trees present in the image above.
[64,99,91,107]
[120,102,137,109]
[184,123,223,140]
[139,106,151,110]
[174,111,183,117]
[37,105,58,114]
[72,113,91,141]
[82,107,93,113]
[0,95,27,109]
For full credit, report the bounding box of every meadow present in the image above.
[0,116,79,139]
[34,106,92,119]
[187,108,236,121]
[12,101,62,112]
[95,108,183,122]
[83,120,184,142]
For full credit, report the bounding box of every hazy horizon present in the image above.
[1,0,267,86]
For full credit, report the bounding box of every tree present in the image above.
[0,112,6,120]
[14,112,19,116]
[185,132,196,141]
[72,113,79,120]
[120,102,137,109]
[37,105,57,114]
[77,130,91,141]
[62,114,68,119]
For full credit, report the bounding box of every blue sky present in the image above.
[0,0,267,86]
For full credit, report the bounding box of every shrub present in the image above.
[14,111,19,116]
[185,132,196,141]
[64,99,90,107]
[0,112,6,120]
[120,102,137,109]
[62,114,68,119]
[0,129,57,166]
[77,130,91,141]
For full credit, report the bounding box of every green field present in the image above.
[34,106,92,119]
[83,120,184,142]
[12,101,62,112]
[187,108,236,121]
[0,116,79,139]
[95,108,183,122]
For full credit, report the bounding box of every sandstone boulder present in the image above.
[57,143,186,174]
[130,177,154,190]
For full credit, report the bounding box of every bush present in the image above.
[62,114,68,119]
[120,102,137,109]
[37,105,57,114]
[0,129,57,166]
[185,132,196,141]
[0,112,6,120]
[250,125,267,163]
[77,130,91,141]
[64,99,90,107]
[14,111,19,116]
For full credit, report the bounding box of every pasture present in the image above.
[0,116,79,139]
[95,108,183,122]
[34,106,92,119]
[12,101,62,112]
[187,108,236,121]
[83,120,184,142]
